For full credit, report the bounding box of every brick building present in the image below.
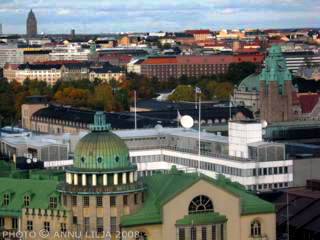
[259,46,299,122]
[138,53,264,81]
[184,29,214,41]
[233,45,300,122]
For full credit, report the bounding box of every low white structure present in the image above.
[0,133,71,169]
[113,121,293,192]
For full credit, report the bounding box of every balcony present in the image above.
[57,181,145,194]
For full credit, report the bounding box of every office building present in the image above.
[26,9,37,38]
[114,120,293,192]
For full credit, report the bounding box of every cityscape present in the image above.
[0,2,320,240]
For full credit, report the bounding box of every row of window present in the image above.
[249,182,289,191]
[132,155,290,178]
[72,216,117,233]
[2,194,57,209]
[164,155,244,177]
[67,193,144,207]
[252,166,288,176]
[178,225,224,240]
[32,118,87,128]
[177,220,261,240]
[25,220,66,233]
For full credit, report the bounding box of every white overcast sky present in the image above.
[0,0,319,34]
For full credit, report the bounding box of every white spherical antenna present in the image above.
[26,159,32,164]
[262,120,268,128]
[155,124,163,130]
[32,158,38,163]
[180,115,194,129]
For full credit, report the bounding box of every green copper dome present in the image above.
[73,112,130,170]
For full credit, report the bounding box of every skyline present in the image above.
[0,0,319,34]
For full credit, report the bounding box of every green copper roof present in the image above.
[237,45,292,94]
[259,45,292,87]
[176,212,227,225]
[238,73,260,92]
[0,177,63,217]
[121,171,275,227]
[73,112,130,170]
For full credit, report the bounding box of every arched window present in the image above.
[188,195,214,214]
[251,220,261,237]
[24,195,30,207]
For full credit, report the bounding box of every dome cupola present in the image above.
[73,112,130,170]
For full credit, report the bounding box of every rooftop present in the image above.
[114,127,229,144]
[0,177,64,217]
[176,212,227,225]
[121,172,275,227]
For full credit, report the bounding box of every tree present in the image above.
[0,77,16,125]
[226,62,258,85]
[91,84,114,112]
[168,85,195,102]
[162,43,172,49]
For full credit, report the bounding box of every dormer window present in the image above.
[24,195,31,207]
[49,197,57,209]
[2,193,9,207]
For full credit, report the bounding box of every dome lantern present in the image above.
[89,111,111,132]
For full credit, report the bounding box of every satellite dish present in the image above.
[32,158,38,163]
[180,115,194,129]
[262,120,268,128]
[155,124,163,130]
[26,159,32,164]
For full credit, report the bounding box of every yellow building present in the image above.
[121,172,276,240]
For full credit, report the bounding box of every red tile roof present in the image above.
[298,93,320,113]
[141,54,265,65]
[177,55,235,64]
[141,57,177,65]
[185,29,213,35]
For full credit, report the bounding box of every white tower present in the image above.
[228,120,262,158]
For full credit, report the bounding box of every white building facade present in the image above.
[113,121,293,192]
[0,45,24,67]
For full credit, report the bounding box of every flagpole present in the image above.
[229,95,232,121]
[134,90,137,130]
[195,92,197,109]
[198,93,201,176]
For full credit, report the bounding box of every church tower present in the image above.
[259,45,298,122]
[26,9,37,38]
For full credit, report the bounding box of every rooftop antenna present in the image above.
[134,90,137,130]
[195,86,202,176]
[229,96,232,120]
